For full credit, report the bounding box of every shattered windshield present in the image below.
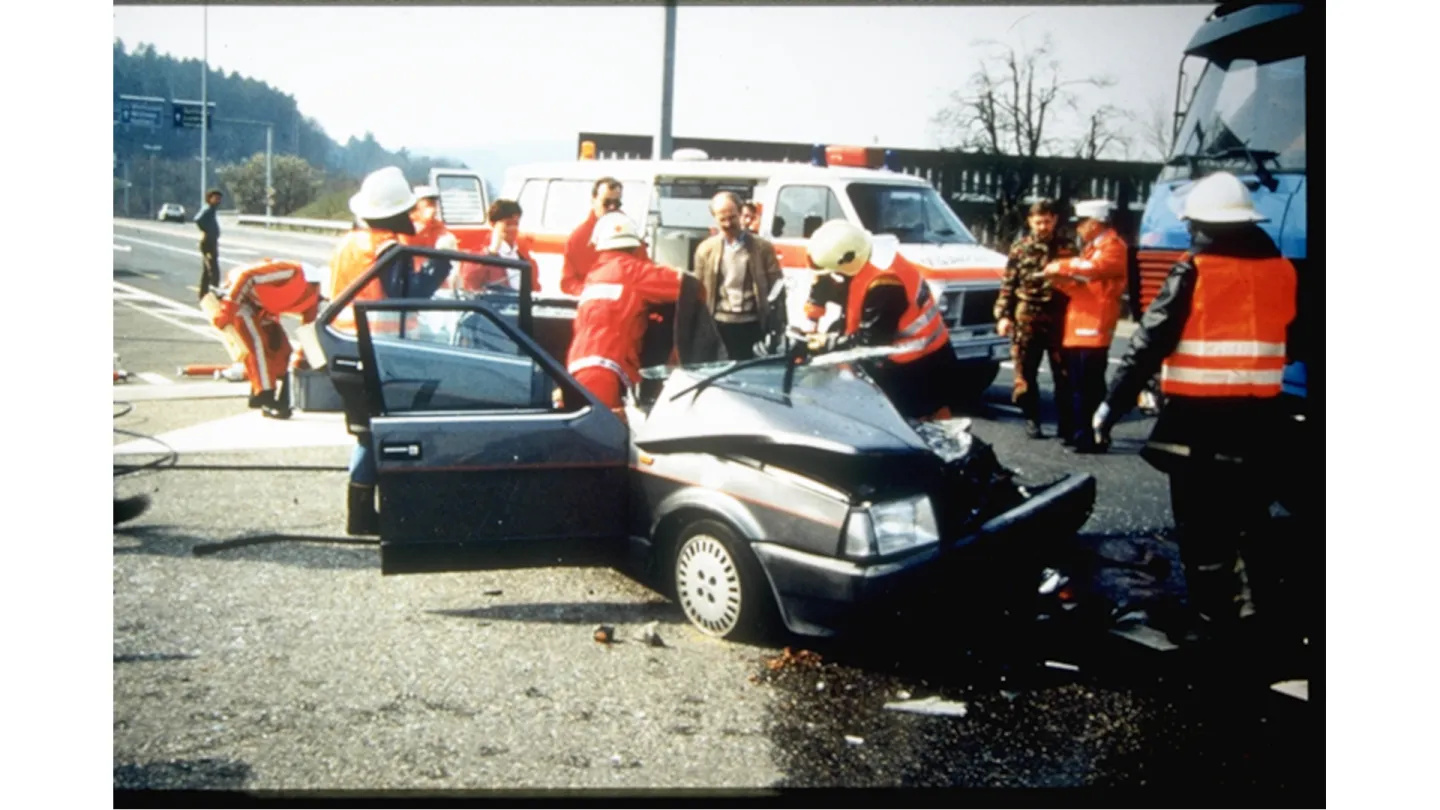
[845,183,978,245]
[1163,54,1305,181]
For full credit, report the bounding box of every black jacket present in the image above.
[195,204,220,243]
[1104,223,1292,469]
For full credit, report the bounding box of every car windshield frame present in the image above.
[844,182,979,246]
[1162,52,1305,181]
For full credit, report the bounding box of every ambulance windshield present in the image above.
[845,184,978,246]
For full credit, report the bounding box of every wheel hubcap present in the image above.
[676,535,742,636]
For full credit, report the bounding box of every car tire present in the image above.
[952,361,1001,402]
[672,518,777,642]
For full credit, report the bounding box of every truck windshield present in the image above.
[1163,54,1305,181]
[845,183,978,245]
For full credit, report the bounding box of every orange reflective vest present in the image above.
[1050,228,1128,348]
[843,254,950,364]
[1160,253,1297,398]
[329,228,401,333]
[222,259,320,322]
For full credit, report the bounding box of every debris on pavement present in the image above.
[483,588,503,596]
[895,690,912,700]
[815,680,826,691]
[637,621,665,648]
[844,735,864,746]
[593,625,615,645]
[883,696,970,718]
[1044,660,1081,672]
[764,647,823,672]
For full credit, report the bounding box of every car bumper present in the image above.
[948,332,1008,364]
[751,473,1096,637]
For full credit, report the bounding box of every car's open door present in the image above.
[351,298,630,574]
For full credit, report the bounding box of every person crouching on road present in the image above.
[995,199,1075,440]
[566,213,687,413]
[329,166,453,536]
[209,259,325,420]
[1042,199,1128,453]
[801,220,960,422]
[560,177,649,296]
[1093,171,1297,645]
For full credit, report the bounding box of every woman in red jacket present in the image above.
[454,198,541,293]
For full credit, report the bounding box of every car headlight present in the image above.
[842,494,940,558]
[926,280,950,314]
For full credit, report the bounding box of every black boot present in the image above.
[347,483,379,536]
[1019,393,1044,439]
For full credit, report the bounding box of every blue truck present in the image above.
[1132,1,1309,505]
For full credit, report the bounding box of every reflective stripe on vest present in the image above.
[844,259,949,364]
[579,283,624,304]
[1160,253,1296,398]
[568,355,635,389]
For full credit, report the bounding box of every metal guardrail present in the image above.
[235,214,351,233]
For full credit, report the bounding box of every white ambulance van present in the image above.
[481,145,1010,396]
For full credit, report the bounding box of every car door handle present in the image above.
[334,357,364,372]
[380,442,422,460]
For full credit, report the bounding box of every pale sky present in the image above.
[113,3,1214,159]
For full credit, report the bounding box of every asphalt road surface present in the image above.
[112,218,1319,799]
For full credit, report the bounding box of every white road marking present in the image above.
[134,372,174,386]
[112,410,352,456]
[115,296,224,344]
[1270,680,1308,702]
[990,403,1023,415]
[113,244,132,252]
[113,233,247,267]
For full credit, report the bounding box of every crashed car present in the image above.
[310,246,1096,640]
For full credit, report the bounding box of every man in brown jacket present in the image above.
[692,192,785,360]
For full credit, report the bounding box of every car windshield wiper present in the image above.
[1201,146,1281,189]
[666,337,915,402]
[667,345,805,402]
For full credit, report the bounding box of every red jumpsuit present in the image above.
[560,211,649,296]
[212,260,320,396]
[565,250,684,409]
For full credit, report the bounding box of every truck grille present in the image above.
[1135,250,1185,313]
[943,288,999,328]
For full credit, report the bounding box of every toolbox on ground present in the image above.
[290,367,344,412]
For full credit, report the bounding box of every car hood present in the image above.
[635,360,944,496]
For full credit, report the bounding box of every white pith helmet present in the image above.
[592,212,644,251]
[349,167,418,220]
[806,220,872,276]
[1070,199,1113,223]
[1182,171,1268,223]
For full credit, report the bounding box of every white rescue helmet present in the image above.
[1182,171,1268,223]
[1070,199,1112,223]
[349,167,418,220]
[592,212,645,251]
[413,184,440,200]
[806,220,872,276]
[300,262,327,284]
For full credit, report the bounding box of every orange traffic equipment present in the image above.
[179,363,230,377]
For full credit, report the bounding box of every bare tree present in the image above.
[1137,92,1177,162]
[931,34,1116,245]
[1069,101,1133,161]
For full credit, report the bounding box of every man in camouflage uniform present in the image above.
[995,199,1074,439]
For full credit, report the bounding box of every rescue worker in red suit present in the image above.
[405,184,459,253]
[1043,199,1128,452]
[210,258,325,420]
[801,220,960,422]
[559,177,648,296]
[566,212,686,412]
[1094,172,1297,645]
[329,166,453,536]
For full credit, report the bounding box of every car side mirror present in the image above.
[771,216,785,238]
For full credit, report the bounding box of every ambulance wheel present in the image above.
[953,362,1001,402]
[672,519,777,642]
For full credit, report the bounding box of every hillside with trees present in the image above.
[112,39,470,218]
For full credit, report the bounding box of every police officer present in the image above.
[802,220,958,422]
[1045,199,1129,452]
[1093,172,1297,643]
[995,199,1074,439]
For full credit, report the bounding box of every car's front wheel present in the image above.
[673,519,776,641]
